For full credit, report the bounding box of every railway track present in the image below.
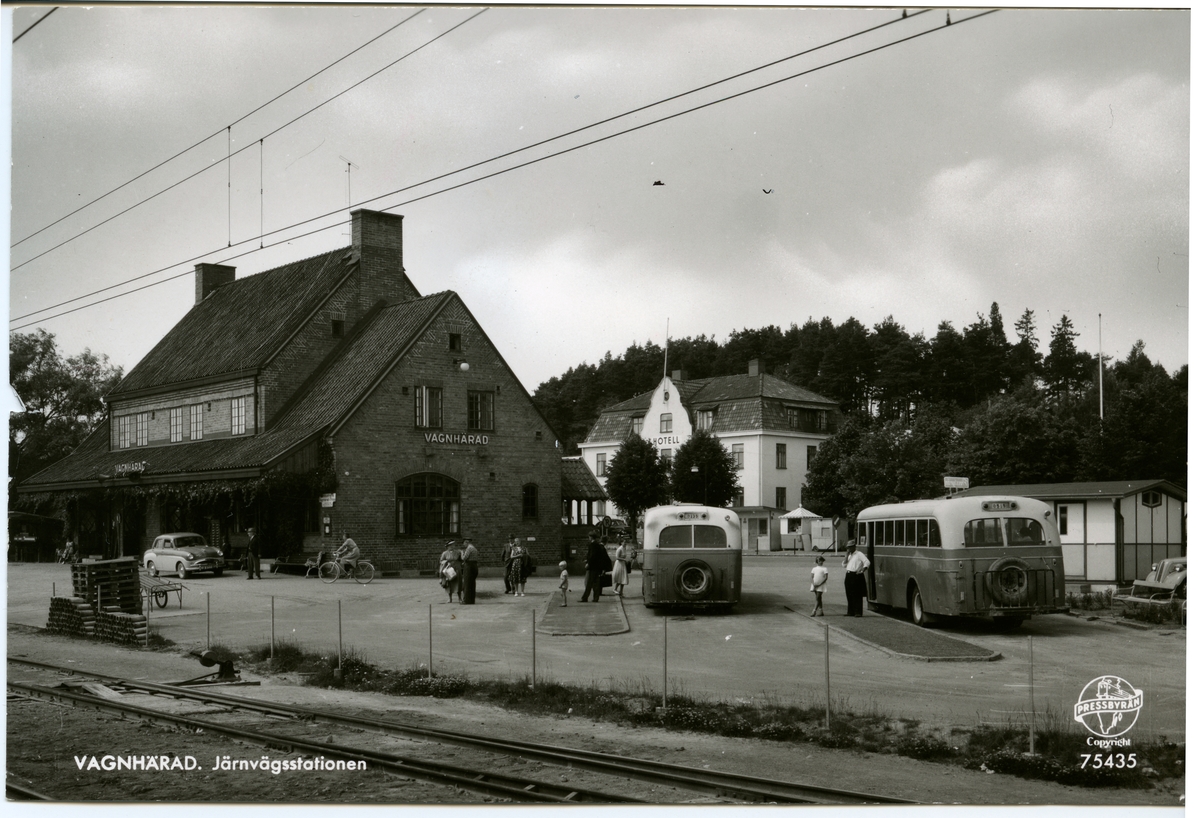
[8,657,915,805]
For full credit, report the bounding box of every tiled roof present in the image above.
[111,248,356,395]
[584,373,836,443]
[21,293,451,488]
[561,457,608,501]
[959,480,1186,501]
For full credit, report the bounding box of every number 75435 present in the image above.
[1080,753,1136,769]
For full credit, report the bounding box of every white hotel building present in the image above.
[578,360,840,550]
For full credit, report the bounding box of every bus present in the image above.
[642,505,742,608]
[855,495,1068,628]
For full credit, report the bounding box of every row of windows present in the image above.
[414,387,495,431]
[652,406,830,435]
[393,473,539,536]
[860,518,944,548]
[117,399,247,449]
[597,442,817,476]
[857,517,1047,548]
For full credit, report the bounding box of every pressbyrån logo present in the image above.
[1073,676,1143,738]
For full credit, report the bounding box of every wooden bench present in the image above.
[141,573,187,609]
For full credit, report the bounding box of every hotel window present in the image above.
[817,410,829,431]
[631,416,644,435]
[660,413,672,433]
[135,412,150,447]
[395,473,460,536]
[596,453,607,476]
[118,415,132,449]
[807,445,818,468]
[415,385,443,428]
[697,409,714,431]
[190,404,204,440]
[523,484,539,520]
[231,397,247,436]
[467,390,494,431]
[776,487,787,509]
[733,487,745,507]
[660,448,673,465]
[170,407,184,443]
[731,443,744,469]
[776,443,787,469]
[787,407,800,429]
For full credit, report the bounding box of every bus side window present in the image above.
[917,519,929,547]
[884,520,894,546]
[929,519,941,548]
[874,521,884,547]
[904,519,916,547]
[858,522,868,544]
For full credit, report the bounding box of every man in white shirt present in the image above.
[842,540,870,616]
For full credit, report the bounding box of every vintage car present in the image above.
[1116,557,1186,606]
[143,533,225,578]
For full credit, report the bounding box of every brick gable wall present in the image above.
[325,299,562,570]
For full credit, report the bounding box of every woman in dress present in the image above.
[507,540,528,597]
[611,540,628,598]
[439,541,463,603]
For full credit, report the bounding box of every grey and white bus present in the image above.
[642,505,742,608]
[856,495,1068,628]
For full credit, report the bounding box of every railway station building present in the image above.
[578,362,840,551]
[16,210,564,572]
[958,480,1186,588]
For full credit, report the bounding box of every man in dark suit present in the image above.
[581,532,611,602]
[246,527,262,580]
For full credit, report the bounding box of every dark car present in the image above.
[143,532,225,578]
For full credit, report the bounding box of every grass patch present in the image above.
[1120,600,1186,626]
[230,643,1181,790]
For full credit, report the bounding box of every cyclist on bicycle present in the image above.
[335,533,360,575]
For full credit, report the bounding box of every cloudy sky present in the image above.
[7,5,1190,393]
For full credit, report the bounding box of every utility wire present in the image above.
[12,9,997,330]
[12,7,56,43]
[12,8,932,321]
[11,8,481,273]
[11,8,427,250]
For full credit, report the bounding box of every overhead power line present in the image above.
[12,7,57,43]
[12,9,999,331]
[10,8,428,252]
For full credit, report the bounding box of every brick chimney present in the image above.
[351,209,420,307]
[747,359,760,377]
[195,263,236,304]
[671,369,689,382]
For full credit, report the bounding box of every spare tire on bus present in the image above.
[674,559,715,600]
[986,556,1033,607]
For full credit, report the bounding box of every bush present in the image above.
[1121,600,1185,626]
[896,734,955,760]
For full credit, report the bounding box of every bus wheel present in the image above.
[986,557,1033,607]
[674,560,714,600]
[909,585,933,627]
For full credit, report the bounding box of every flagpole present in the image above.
[663,318,670,379]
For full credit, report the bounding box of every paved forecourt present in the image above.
[5,558,1184,741]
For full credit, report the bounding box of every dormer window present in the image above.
[697,409,715,431]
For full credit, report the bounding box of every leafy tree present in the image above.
[604,435,670,526]
[10,330,124,487]
[945,387,1082,485]
[803,410,956,520]
[669,429,739,507]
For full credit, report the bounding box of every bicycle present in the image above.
[319,559,374,584]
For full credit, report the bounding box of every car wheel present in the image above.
[147,560,158,578]
[176,562,188,580]
[909,584,933,627]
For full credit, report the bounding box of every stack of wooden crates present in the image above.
[71,558,143,615]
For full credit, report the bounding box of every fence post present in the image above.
[531,609,537,691]
[335,599,343,680]
[270,596,275,660]
[428,603,433,680]
[661,616,668,710]
[206,592,210,650]
[1028,634,1035,755]
[824,623,831,729]
[144,588,150,648]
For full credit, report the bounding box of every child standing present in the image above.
[558,561,570,607]
[810,555,827,616]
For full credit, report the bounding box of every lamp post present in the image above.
[690,464,708,506]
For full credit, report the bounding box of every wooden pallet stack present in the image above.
[46,596,96,636]
[71,558,142,615]
[95,607,149,645]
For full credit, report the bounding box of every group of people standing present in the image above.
[809,539,870,616]
[438,535,535,603]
